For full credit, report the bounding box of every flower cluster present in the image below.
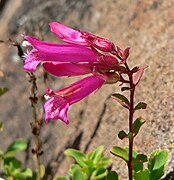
[23,22,146,124]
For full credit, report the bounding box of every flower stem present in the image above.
[27,72,42,180]
[125,63,135,180]
[128,86,135,180]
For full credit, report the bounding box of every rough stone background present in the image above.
[0,0,174,179]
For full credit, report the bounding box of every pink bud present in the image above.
[81,32,115,52]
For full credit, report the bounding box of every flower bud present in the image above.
[81,32,115,52]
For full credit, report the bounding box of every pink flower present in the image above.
[44,75,106,124]
[22,22,134,124]
[49,22,115,52]
[23,36,98,72]
[43,62,92,76]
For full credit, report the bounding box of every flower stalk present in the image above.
[27,72,42,180]
[128,76,135,180]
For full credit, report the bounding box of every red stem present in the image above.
[125,63,135,180]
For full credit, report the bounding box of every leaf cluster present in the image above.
[55,146,113,180]
[0,139,33,179]
[110,147,168,180]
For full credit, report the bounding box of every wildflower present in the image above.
[44,73,119,124]
[22,22,133,124]
[23,36,98,72]
[49,22,115,52]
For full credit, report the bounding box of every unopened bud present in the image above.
[105,72,120,84]
[82,32,115,52]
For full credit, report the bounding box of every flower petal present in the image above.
[24,49,41,72]
[43,62,92,76]
[54,75,106,104]
[24,36,98,62]
[49,22,87,45]
[44,96,70,124]
[44,75,106,124]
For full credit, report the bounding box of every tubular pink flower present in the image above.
[43,62,93,76]
[44,75,106,124]
[42,61,119,77]
[49,22,115,52]
[23,36,98,72]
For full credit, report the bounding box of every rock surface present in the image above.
[0,0,174,179]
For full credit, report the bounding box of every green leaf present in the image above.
[127,132,133,140]
[148,150,168,180]
[40,164,45,178]
[111,93,130,109]
[106,171,118,180]
[90,168,108,179]
[134,102,147,111]
[87,146,104,162]
[110,146,128,162]
[64,149,86,167]
[20,168,33,177]
[0,87,8,96]
[0,150,3,157]
[134,169,150,180]
[27,171,37,180]
[132,117,145,137]
[68,164,82,176]
[3,157,22,175]
[118,130,127,140]
[12,168,33,178]
[54,177,69,180]
[124,147,138,159]
[132,159,143,172]
[136,154,148,162]
[72,168,85,180]
[0,122,4,132]
[121,87,130,91]
[5,139,27,157]
[98,157,112,167]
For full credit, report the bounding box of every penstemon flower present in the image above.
[44,73,119,124]
[23,22,146,124]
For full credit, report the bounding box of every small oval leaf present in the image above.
[110,146,128,162]
[111,93,130,109]
[136,154,148,162]
[148,150,168,180]
[64,149,86,167]
[118,130,127,140]
[106,171,118,180]
[121,87,130,91]
[132,117,145,137]
[5,139,27,157]
[0,87,8,96]
[134,169,150,180]
[134,102,147,111]
[72,168,85,180]
[0,122,4,132]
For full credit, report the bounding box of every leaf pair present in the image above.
[112,93,147,111]
[118,117,145,140]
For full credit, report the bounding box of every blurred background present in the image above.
[0,0,174,179]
